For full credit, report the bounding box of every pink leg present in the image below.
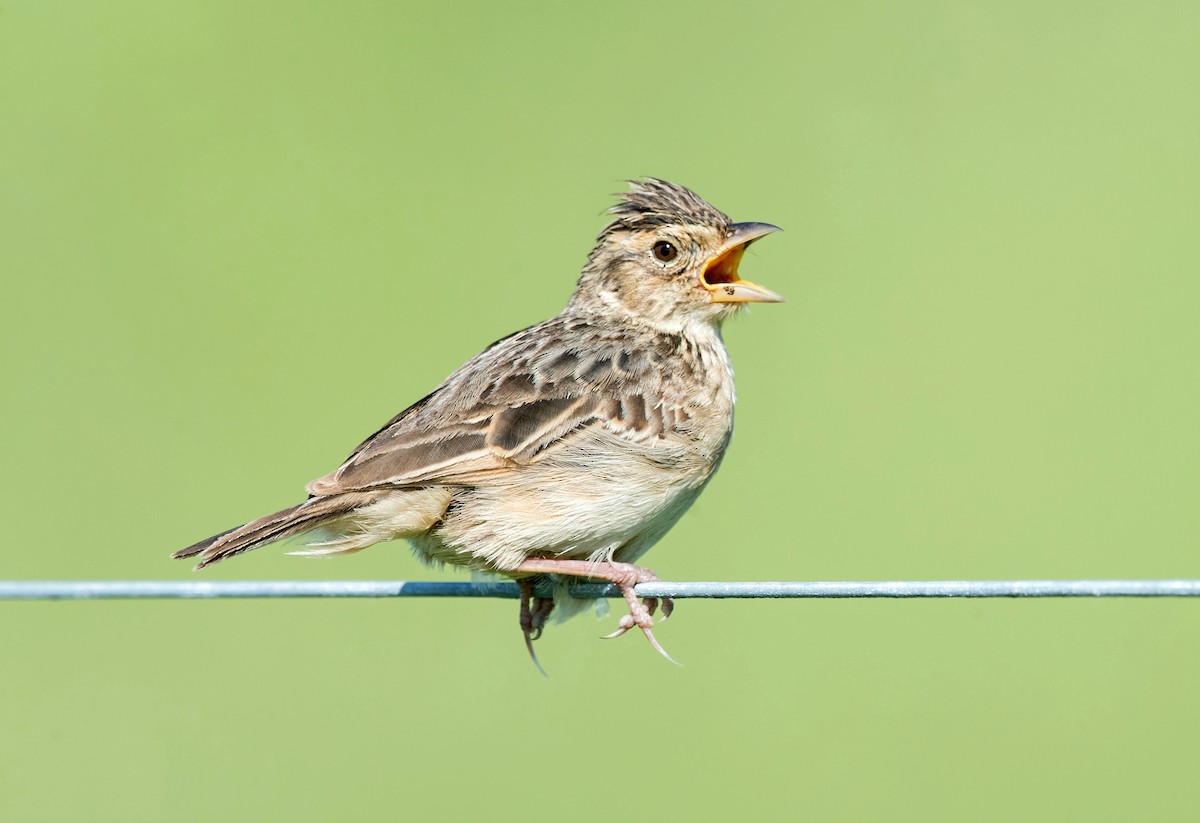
[513,558,679,665]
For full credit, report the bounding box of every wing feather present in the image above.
[306,318,678,496]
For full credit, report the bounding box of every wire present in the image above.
[1,579,1199,600]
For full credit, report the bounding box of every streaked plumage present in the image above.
[176,178,783,666]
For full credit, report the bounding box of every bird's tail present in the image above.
[173,493,375,570]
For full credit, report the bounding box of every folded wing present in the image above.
[307,320,674,496]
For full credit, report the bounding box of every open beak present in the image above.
[701,221,784,304]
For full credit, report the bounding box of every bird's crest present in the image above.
[601,178,730,236]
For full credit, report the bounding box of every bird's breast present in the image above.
[664,333,737,451]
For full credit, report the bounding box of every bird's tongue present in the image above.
[702,244,745,286]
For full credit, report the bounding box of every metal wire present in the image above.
[1,579,1199,601]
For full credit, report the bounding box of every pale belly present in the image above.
[409,427,727,572]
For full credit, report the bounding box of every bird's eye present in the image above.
[652,240,677,262]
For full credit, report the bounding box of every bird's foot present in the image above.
[512,558,680,665]
[517,579,551,677]
[594,563,680,665]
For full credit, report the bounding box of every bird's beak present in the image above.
[701,222,784,304]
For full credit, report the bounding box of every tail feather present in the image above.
[173,493,374,569]
[173,525,241,560]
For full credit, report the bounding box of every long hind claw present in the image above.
[640,625,681,666]
[523,630,547,677]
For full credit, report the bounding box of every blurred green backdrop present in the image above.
[2,1,1198,820]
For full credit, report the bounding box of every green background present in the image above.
[2,1,1198,820]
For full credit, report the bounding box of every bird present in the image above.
[175,178,783,669]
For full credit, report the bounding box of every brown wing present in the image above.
[306,318,674,496]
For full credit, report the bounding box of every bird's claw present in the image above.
[641,625,681,666]
[518,580,553,676]
[511,558,680,666]
[642,596,674,621]
[523,628,547,677]
[598,578,681,665]
[529,596,553,641]
[601,614,678,664]
[601,614,636,639]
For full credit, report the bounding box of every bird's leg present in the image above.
[517,579,547,677]
[511,558,679,664]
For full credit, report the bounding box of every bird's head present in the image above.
[570,178,782,330]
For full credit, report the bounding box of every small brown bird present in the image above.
[175,178,782,668]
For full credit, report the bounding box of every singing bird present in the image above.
[175,178,783,667]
